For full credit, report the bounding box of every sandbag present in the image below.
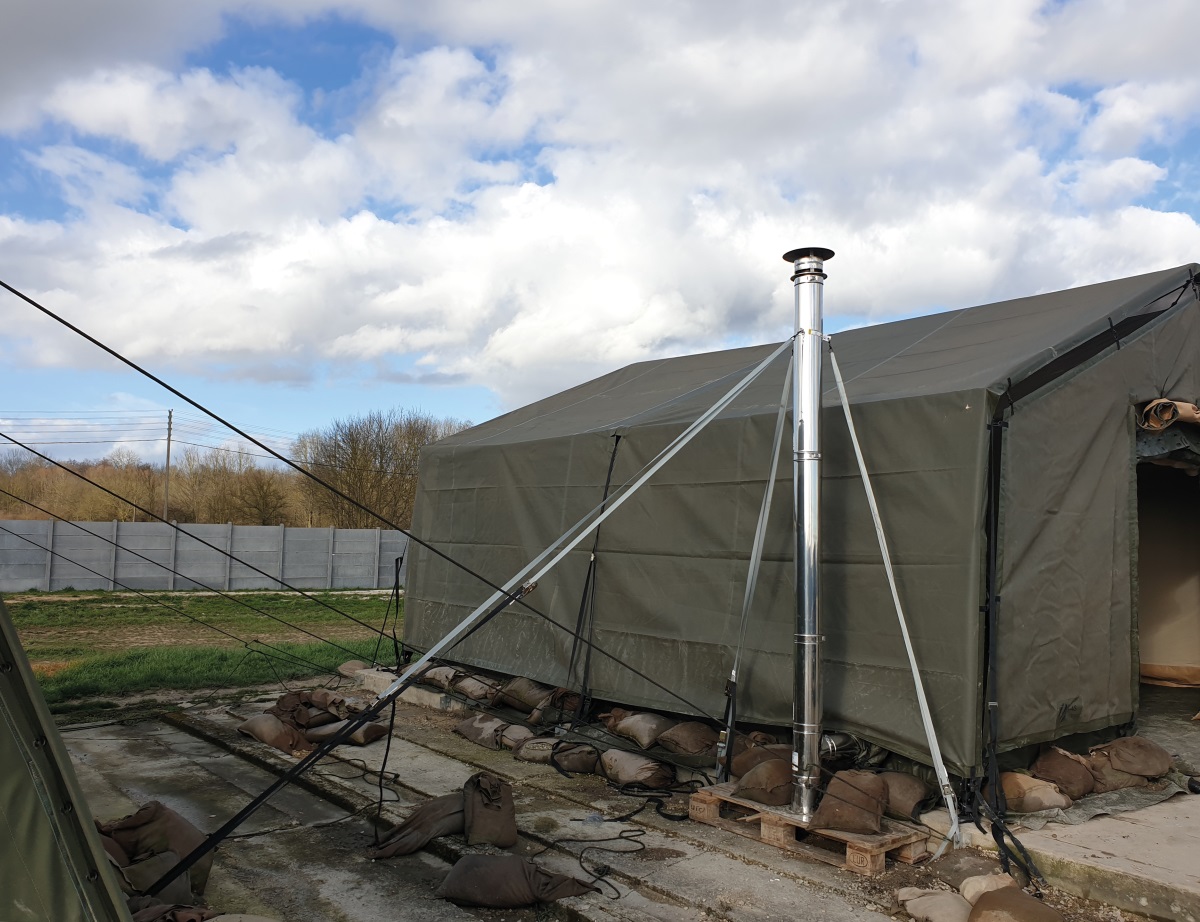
[337,659,367,678]
[880,771,932,821]
[513,737,599,774]
[418,665,458,689]
[1092,736,1172,778]
[968,886,1063,921]
[999,772,1071,812]
[500,724,536,750]
[730,744,792,778]
[1030,748,1095,800]
[101,801,212,896]
[452,674,501,701]
[302,719,388,746]
[599,708,677,749]
[1087,750,1148,794]
[495,676,555,711]
[550,742,601,775]
[810,770,887,834]
[656,721,719,756]
[368,793,464,859]
[733,759,792,806]
[119,852,193,905]
[128,900,216,922]
[238,714,314,755]
[463,771,517,848]
[437,855,597,907]
[599,749,674,788]
[453,713,508,750]
[529,687,584,724]
[306,689,351,718]
[302,706,339,729]
[95,822,130,866]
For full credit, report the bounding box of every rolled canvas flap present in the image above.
[1138,398,1200,430]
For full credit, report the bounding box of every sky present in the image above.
[2,0,1200,463]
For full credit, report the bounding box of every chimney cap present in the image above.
[782,247,835,263]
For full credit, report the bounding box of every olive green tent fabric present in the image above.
[405,264,1200,775]
[0,598,132,922]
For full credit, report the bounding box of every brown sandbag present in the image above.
[500,724,536,750]
[599,749,674,788]
[968,886,1064,921]
[880,771,932,821]
[306,689,351,717]
[302,719,388,746]
[119,852,194,905]
[1092,736,1172,778]
[495,676,555,711]
[453,713,508,750]
[810,770,887,834]
[999,772,1071,812]
[368,792,464,859]
[95,821,130,866]
[512,737,600,774]
[657,721,719,756]
[418,665,458,689]
[128,900,217,922]
[1031,748,1095,800]
[238,714,314,754]
[437,854,597,907]
[530,687,584,724]
[733,758,792,806]
[730,744,792,778]
[453,674,501,701]
[1138,398,1200,431]
[463,771,517,848]
[599,709,677,749]
[101,801,212,896]
[303,706,340,729]
[1087,750,1148,794]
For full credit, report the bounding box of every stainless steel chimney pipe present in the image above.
[783,246,834,820]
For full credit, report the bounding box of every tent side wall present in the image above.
[405,387,992,774]
[997,300,1200,750]
[0,598,132,922]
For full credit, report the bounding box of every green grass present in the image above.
[35,638,384,706]
[7,590,405,709]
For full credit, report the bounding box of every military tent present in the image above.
[403,264,1200,776]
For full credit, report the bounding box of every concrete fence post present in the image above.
[109,520,119,590]
[224,523,233,591]
[326,526,335,589]
[373,527,381,590]
[167,521,177,591]
[43,518,54,592]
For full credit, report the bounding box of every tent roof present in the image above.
[447,264,1197,447]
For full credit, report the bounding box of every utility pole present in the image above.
[163,409,173,521]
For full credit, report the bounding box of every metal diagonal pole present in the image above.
[148,335,792,897]
[829,348,962,851]
[784,246,834,821]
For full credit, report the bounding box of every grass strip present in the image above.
[36,637,383,707]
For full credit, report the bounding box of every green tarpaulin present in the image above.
[404,265,1200,775]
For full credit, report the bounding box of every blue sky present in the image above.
[2,0,1199,461]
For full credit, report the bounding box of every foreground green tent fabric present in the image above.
[404,264,1200,776]
[0,597,131,921]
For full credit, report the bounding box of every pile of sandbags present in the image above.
[1006,734,1176,811]
[237,689,386,755]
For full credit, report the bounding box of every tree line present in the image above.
[0,409,469,529]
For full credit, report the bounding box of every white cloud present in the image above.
[2,1,1200,414]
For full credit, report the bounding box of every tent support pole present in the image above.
[784,246,834,820]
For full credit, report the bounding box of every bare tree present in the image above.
[293,409,469,529]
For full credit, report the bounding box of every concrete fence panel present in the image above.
[0,520,409,593]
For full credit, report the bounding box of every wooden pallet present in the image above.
[689,782,931,875]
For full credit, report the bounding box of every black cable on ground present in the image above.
[0,432,392,647]
[0,523,336,678]
[0,485,378,665]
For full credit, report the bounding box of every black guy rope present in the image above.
[0,431,391,647]
[0,522,334,677]
[0,485,373,664]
